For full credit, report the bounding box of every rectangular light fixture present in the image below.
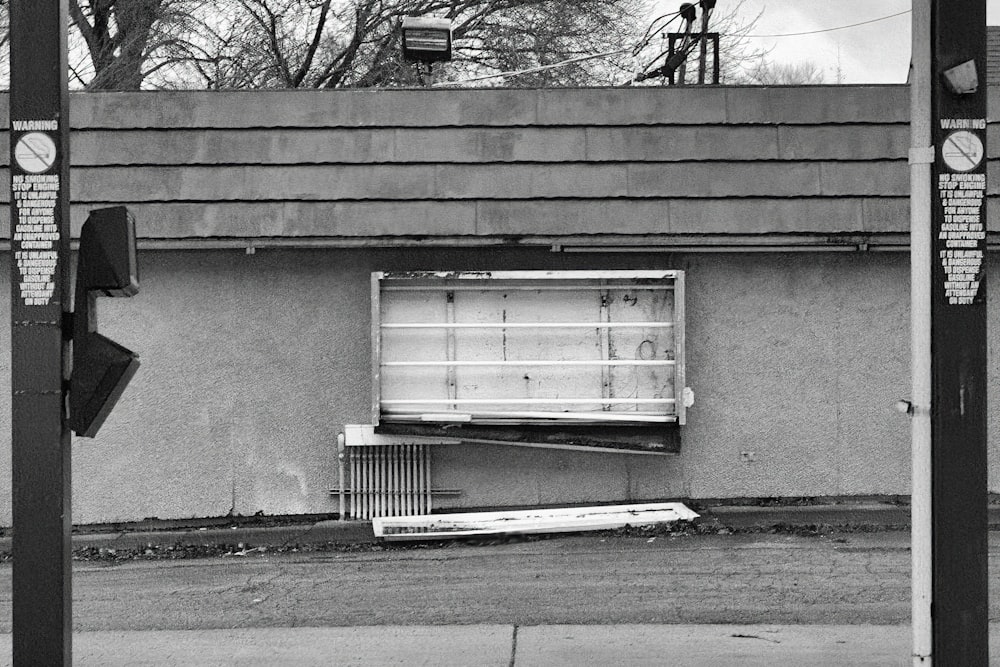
[401,17,452,62]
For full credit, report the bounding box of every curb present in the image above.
[0,502,994,558]
[702,503,912,530]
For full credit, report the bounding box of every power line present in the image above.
[435,9,685,87]
[746,9,911,38]
[433,47,631,87]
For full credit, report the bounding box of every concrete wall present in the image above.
[2,246,990,524]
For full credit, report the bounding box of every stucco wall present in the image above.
[3,247,990,524]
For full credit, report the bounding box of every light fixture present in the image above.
[401,17,453,63]
[942,59,978,95]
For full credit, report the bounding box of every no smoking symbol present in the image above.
[14,132,57,174]
[941,130,984,173]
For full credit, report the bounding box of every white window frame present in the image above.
[371,270,686,428]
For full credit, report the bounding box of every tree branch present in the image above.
[291,0,331,87]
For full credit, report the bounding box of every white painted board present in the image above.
[372,502,699,540]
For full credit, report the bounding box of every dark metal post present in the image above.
[711,34,720,85]
[9,0,72,664]
[674,8,695,86]
[697,3,710,84]
[929,1,988,664]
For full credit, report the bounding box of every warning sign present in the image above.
[12,173,59,306]
[11,121,62,307]
[934,118,987,307]
[14,132,57,174]
[936,172,985,305]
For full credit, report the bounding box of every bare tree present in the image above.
[0,2,8,86]
[740,58,826,85]
[0,0,784,90]
[68,0,217,89]
[186,0,646,90]
[0,0,645,89]
[447,1,644,87]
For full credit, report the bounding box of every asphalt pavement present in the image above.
[1,499,998,666]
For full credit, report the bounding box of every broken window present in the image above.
[371,270,687,453]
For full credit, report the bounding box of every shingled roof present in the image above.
[0,86,921,243]
[989,26,1000,85]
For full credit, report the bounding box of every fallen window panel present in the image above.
[372,502,699,541]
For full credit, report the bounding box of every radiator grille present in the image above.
[350,444,432,520]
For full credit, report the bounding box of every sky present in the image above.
[650,1,1000,84]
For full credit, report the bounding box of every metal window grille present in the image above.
[348,443,432,520]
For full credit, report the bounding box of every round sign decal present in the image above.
[941,130,984,172]
[14,132,57,173]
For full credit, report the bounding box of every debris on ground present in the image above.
[0,500,918,564]
[372,503,700,541]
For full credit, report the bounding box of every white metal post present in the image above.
[337,432,347,520]
[909,0,933,663]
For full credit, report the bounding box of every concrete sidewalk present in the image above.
[5,624,994,666]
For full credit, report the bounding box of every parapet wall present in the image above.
[0,85,978,243]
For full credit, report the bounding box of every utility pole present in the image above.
[910,1,988,665]
[697,0,716,85]
[9,0,73,664]
[675,3,696,85]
